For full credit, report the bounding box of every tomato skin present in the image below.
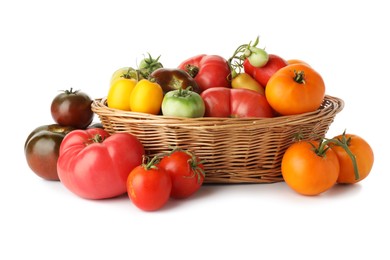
[151,68,200,94]
[243,54,287,87]
[281,141,339,196]
[158,150,204,199]
[127,165,172,211]
[107,77,137,111]
[231,73,265,95]
[51,88,94,129]
[24,124,75,181]
[178,54,231,92]
[57,128,144,199]
[129,79,164,115]
[266,64,325,115]
[201,87,273,118]
[330,134,374,184]
[162,88,205,118]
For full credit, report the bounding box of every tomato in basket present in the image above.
[201,87,273,118]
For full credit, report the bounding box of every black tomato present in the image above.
[150,68,200,94]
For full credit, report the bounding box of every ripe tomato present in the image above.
[24,124,75,181]
[178,54,231,92]
[57,128,144,199]
[151,68,200,94]
[231,72,265,95]
[127,157,172,211]
[243,54,287,87]
[107,77,137,111]
[330,134,374,184]
[51,88,94,129]
[129,79,163,115]
[161,88,205,118]
[287,59,310,66]
[281,140,340,196]
[201,87,273,118]
[158,149,205,199]
[265,64,325,115]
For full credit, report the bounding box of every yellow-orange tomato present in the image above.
[287,59,310,66]
[330,134,374,184]
[231,73,265,95]
[265,64,325,115]
[107,77,137,111]
[281,141,339,196]
[129,79,163,115]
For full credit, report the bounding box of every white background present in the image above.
[1,0,388,259]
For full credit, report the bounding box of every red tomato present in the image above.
[57,128,144,199]
[243,54,287,87]
[158,150,205,199]
[127,157,172,211]
[178,54,231,92]
[201,87,274,118]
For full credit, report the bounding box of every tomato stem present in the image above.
[185,64,199,78]
[293,70,306,84]
[142,155,160,171]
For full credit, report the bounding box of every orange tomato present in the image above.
[330,134,374,184]
[265,64,325,115]
[231,73,265,95]
[287,59,310,66]
[281,141,339,196]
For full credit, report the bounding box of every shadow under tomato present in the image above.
[324,183,363,197]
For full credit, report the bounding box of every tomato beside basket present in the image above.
[91,95,344,184]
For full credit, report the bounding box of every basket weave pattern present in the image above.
[92,95,344,184]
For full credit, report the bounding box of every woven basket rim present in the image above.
[91,95,344,127]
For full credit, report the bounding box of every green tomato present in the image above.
[162,88,205,118]
[246,46,269,68]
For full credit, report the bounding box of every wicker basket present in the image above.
[91,95,344,184]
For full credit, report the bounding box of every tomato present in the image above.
[51,88,94,129]
[231,73,265,95]
[151,68,200,94]
[138,53,164,79]
[158,149,205,199]
[57,128,144,199]
[246,45,269,68]
[24,124,75,181]
[281,140,340,196]
[127,156,172,211]
[161,88,205,118]
[265,63,325,115]
[107,77,137,111]
[330,134,374,184]
[110,67,130,84]
[287,59,310,66]
[129,79,164,115]
[178,54,231,92]
[243,54,287,87]
[201,87,273,118]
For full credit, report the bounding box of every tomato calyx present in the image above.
[62,87,79,95]
[293,70,306,84]
[141,155,160,171]
[228,36,269,79]
[184,64,200,78]
[138,53,164,79]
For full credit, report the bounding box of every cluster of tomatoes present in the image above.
[24,88,204,211]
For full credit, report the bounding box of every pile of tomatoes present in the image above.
[24,36,375,212]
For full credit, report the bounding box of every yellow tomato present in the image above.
[129,79,163,115]
[107,77,137,111]
[231,73,265,95]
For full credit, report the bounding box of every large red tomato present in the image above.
[201,87,274,118]
[178,54,231,92]
[57,128,144,199]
